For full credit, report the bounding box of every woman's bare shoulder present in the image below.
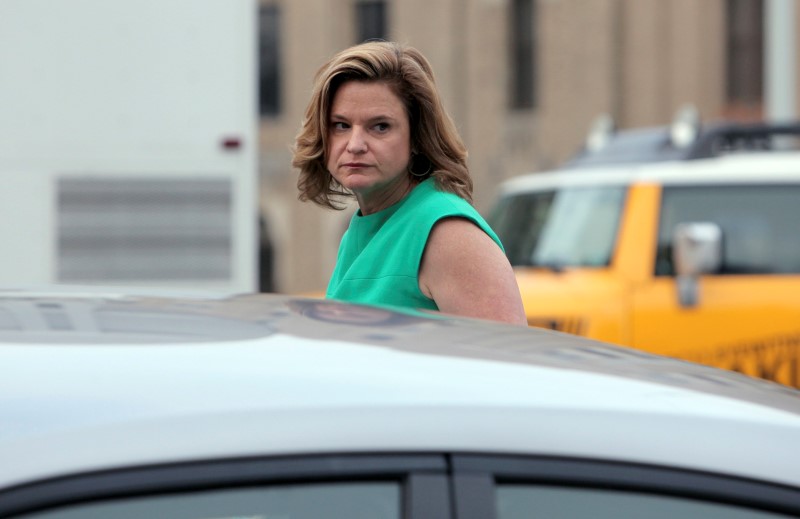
[419,217,527,325]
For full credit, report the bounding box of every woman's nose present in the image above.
[346,128,367,153]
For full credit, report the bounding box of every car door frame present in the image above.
[5,453,800,518]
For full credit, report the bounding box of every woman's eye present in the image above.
[332,122,348,130]
[374,123,390,132]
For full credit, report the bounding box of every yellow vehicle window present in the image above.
[656,184,800,275]
[490,190,555,265]
[490,186,626,269]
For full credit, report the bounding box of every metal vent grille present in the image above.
[0,307,19,330]
[57,177,232,282]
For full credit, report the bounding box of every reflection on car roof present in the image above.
[1,293,795,409]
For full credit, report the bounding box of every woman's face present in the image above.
[326,80,412,212]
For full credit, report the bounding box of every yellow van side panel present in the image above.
[632,276,800,388]
[515,268,628,343]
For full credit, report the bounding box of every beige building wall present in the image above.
[258,0,765,295]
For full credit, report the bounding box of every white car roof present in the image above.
[2,292,800,491]
[500,153,800,195]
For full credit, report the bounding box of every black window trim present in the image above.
[452,454,800,517]
[0,453,448,518]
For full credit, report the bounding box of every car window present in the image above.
[16,482,400,519]
[656,185,800,275]
[496,484,795,519]
[489,190,555,266]
[490,186,626,268]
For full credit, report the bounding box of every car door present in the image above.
[631,183,800,388]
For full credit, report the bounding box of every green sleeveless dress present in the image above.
[326,178,504,311]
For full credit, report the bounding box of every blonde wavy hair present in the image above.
[292,41,473,209]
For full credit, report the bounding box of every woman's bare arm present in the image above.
[418,217,528,325]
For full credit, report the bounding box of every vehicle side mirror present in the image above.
[672,222,722,307]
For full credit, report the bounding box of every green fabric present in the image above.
[326,178,504,311]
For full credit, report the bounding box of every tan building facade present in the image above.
[258,0,790,295]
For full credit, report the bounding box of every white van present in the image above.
[0,0,258,293]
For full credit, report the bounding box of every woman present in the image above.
[293,41,526,325]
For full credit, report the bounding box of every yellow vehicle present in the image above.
[489,117,800,388]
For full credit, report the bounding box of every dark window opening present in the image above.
[725,0,764,119]
[509,0,536,109]
[356,0,388,43]
[259,4,282,117]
